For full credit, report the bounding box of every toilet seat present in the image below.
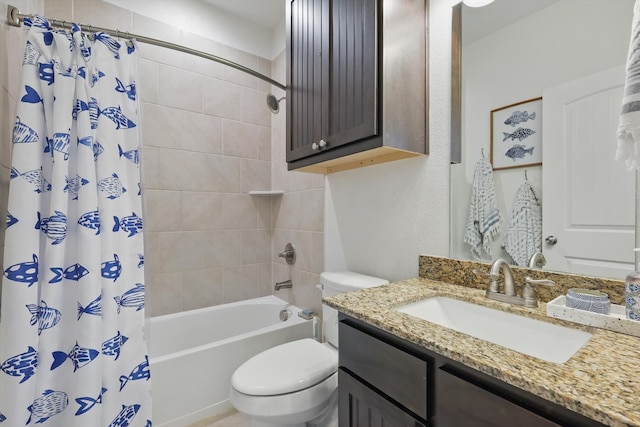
[231,338,338,396]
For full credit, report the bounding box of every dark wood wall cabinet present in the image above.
[338,314,606,427]
[286,0,428,174]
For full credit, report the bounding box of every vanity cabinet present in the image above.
[285,0,428,174]
[338,314,606,427]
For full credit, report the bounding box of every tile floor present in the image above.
[187,411,249,427]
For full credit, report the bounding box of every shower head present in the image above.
[266,94,285,114]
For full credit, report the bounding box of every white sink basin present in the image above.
[397,296,592,364]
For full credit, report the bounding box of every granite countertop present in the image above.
[324,278,640,427]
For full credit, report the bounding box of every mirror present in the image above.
[450,0,636,279]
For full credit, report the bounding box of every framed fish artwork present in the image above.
[490,97,542,170]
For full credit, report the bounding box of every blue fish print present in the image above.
[108,404,141,427]
[27,390,68,424]
[127,42,136,55]
[137,254,144,268]
[101,254,122,282]
[119,355,150,391]
[26,300,62,335]
[95,32,122,58]
[10,166,51,193]
[1,346,38,383]
[78,66,106,85]
[115,77,136,100]
[51,342,99,372]
[75,387,107,416]
[78,210,101,235]
[35,210,67,245]
[100,105,137,129]
[99,173,127,199]
[3,254,39,286]
[52,131,71,160]
[88,97,99,129]
[102,331,129,360]
[118,144,140,164]
[23,40,40,65]
[43,136,53,156]
[504,110,536,127]
[49,263,89,284]
[12,116,39,143]
[77,294,101,320]
[64,174,89,200]
[502,127,535,142]
[113,213,143,237]
[38,62,54,85]
[21,85,43,104]
[114,283,145,314]
[6,212,18,228]
[72,99,89,120]
[43,31,53,46]
[77,135,105,160]
[0,412,6,422]
[25,15,50,29]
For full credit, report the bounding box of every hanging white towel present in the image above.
[502,182,542,267]
[463,157,501,260]
[616,0,640,169]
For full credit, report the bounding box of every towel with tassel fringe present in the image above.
[502,182,542,267]
[616,0,640,169]
[463,157,501,260]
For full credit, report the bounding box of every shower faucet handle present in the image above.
[278,243,296,265]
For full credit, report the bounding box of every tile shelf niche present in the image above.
[248,191,284,196]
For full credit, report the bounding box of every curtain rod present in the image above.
[6,4,286,90]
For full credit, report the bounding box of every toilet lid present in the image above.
[231,338,338,396]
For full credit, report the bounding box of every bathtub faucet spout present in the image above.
[275,280,293,291]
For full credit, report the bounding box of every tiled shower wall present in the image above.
[16,0,325,317]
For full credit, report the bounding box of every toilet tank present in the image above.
[320,271,388,348]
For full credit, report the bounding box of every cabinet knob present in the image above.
[312,140,328,151]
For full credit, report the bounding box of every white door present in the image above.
[542,65,635,279]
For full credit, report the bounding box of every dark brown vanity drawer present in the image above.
[339,320,428,420]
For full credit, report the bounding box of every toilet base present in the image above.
[243,390,337,427]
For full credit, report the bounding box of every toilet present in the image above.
[229,271,389,427]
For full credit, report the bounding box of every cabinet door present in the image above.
[339,370,427,427]
[436,366,563,427]
[327,0,378,148]
[286,0,329,162]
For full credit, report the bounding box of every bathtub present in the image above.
[149,295,313,427]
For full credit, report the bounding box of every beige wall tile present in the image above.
[44,0,73,21]
[141,103,183,149]
[223,265,259,303]
[256,197,274,230]
[144,189,182,232]
[242,159,270,193]
[203,230,242,268]
[157,149,203,191]
[299,188,324,232]
[149,272,183,316]
[223,120,257,159]
[256,262,272,297]
[138,59,158,104]
[203,78,242,120]
[183,268,224,310]
[143,231,159,276]
[242,229,271,264]
[181,112,223,154]
[158,231,204,273]
[222,194,257,229]
[241,88,271,127]
[0,89,12,169]
[201,154,242,193]
[220,46,258,89]
[181,191,222,231]
[140,146,159,190]
[158,65,203,113]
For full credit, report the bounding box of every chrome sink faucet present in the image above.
[476,259,555,308]
[528,252,547,269]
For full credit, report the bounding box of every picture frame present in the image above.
[490,97,542,170]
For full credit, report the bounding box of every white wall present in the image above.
[450,0,633,263]
[103,0,283,60]
[324,0,452,282]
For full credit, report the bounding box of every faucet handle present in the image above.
[525,277,555,287]
[473,268,499,293]
[522,277,555,308]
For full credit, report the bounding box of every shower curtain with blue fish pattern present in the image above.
[0,16,151,426]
